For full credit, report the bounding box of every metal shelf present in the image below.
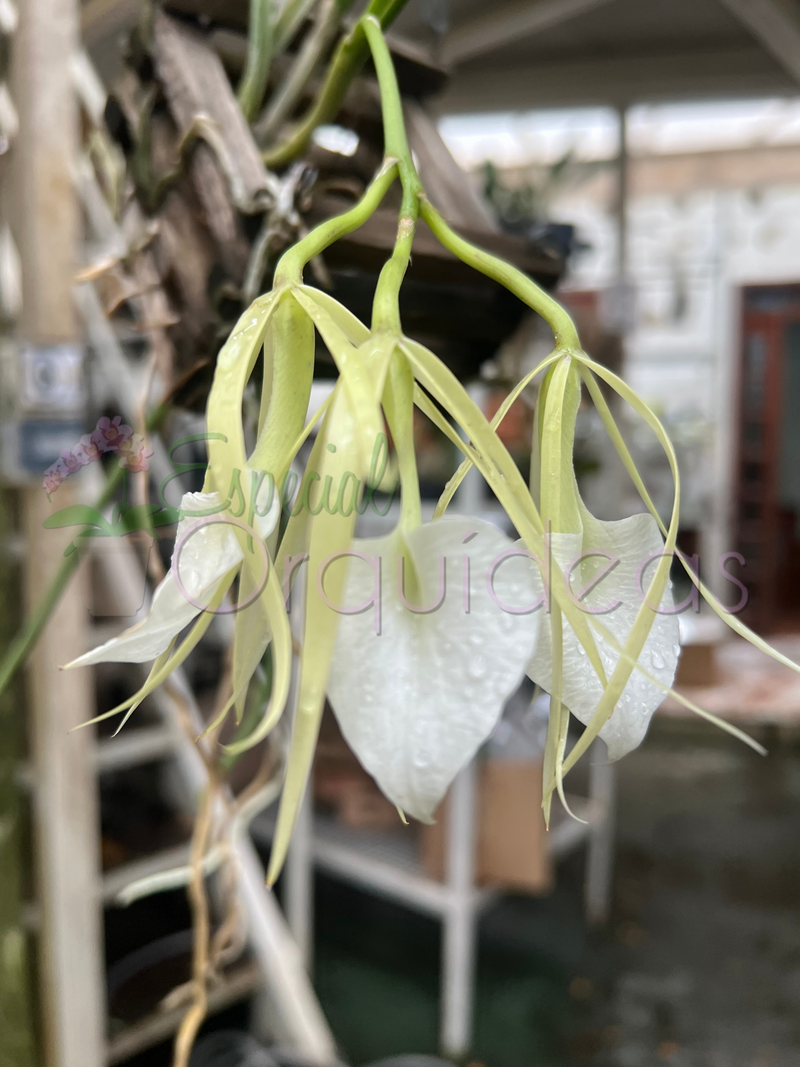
[254,795,596,920]
[253,746,614,1061]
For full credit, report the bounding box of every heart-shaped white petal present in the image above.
[326,516,541,822]
[67,491,246,667]
[527,510,680,760]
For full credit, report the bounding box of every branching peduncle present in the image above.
[273,158,399,286]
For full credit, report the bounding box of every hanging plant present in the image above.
[65,15,796,891]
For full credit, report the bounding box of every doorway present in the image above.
[736,285,800,632]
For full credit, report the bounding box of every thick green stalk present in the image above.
[362,14,423,334]
[359,15,426,535]
[262,0,410,167]
[273,157,398,285]
[419,199,582,351]
[371,196,416,333]
[238,0,274,122]
[362,15,416,178]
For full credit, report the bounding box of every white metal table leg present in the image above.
[585,738,616,925]
[441,759,478,1059]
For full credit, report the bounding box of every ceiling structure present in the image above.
[80,0,800,112]
[391,0,800,112]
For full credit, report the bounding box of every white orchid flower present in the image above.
[327,515,541,822]
[66,486,279,669]
[60,17,797,892]
[525,515,679,763]
[518,355,679,763]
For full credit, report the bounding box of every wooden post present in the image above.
[10,0,106,1063]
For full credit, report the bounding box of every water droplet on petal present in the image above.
[467,656,487,680]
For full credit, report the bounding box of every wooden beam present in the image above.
[9,0,106,1064]
[720,0,800,85]
[434,45,793,112]
[441,0,616,66]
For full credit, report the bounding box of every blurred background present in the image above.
[2,1,800,1066]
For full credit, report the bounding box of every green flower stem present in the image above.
[362,14,422,333]
[273,156,398,285]
[0,405,169,701]
[419,199,582,352]
[371,188,417,333]
[361,15,427,527]
[255,0,349,144]
[362,16,417,182]
[262,0,409,168]
[238,0,274,123]
[273,0,316,53]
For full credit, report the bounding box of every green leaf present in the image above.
[43,505,115,536]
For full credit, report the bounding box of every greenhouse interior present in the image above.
[3,1,800,1065]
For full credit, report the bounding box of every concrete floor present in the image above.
[571,720,800,1067]
[313,718,800,1067]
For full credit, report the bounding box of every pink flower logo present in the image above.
[43,415,141,495]
[91,415,133,453]
[118,434,153,473]
[43,462,66,497]
[74,434,103,464]
[59,448,86,474]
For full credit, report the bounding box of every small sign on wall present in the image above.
[19,342,85,413]
[0,341,87,481]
